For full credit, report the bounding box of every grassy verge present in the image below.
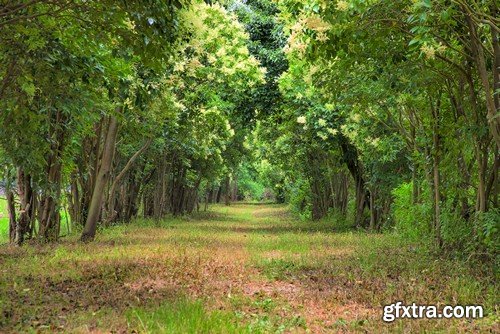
[0,203,497,333]
[127,298,247,334]
[0,198,73,244]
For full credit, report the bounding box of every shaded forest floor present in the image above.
[0,204,498,333]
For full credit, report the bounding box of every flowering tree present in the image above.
[266,0,499,249]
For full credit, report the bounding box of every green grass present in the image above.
[0,198,9,243]
[0,198,73,244]
[0,203,497,333]
[127,298,248,334]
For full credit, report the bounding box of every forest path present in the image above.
[0,204,493,333]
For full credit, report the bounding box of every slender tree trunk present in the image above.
[231,174,238,202]
[485,151,499,209]
[339,136,369,227]
[153,167,165,219]
[328,171,336,211]
[76,122,104,227]
[107,138,152,222]
[491,3,500,115]
[80,114,119,242]
[39,111,66,242]
[339,173,348,216]
[16,168,33,245]
[38,161,63,241]
[354,175,367,227]
[410,120,420,205]
[125,174,141,221]
[309,153,325,220]
[215,186,222,203]
[369,187,377,231]
[6,171,16,243]
[204,192,209,211]
[464,8,500,150]
[475,146,487,212]
[69,176,80,225]
[433,150,442,248]
[187,176,202,213]
[224,175,231,206]
[431,96,442,248]
[311,179,323,220]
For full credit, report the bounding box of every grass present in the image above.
[0,198,9,243]
[127,298,247,334]
[0,198,73,244]
[0,203,498,333]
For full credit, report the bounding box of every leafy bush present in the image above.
[286,178,311,220]
[476,208,500,254]
[237,163,266,201]
[391,182,432,242]
[441,203,473,250]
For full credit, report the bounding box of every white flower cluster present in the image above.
[336,1,349,11]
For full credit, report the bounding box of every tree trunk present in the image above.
[433,149,441,248]
[224,175,231,206]
[485,151,499,209]
[204,192,209,211]
[38,160,62,241]
[475,145,487,212]
[6,171,16,243]
[354,176,367,227]
[338,173,348,216]
[231,174,238,202]
[107,138,152,222]
[369,187,377,231]
[215,186,222,203]
[39,110,66,242]
[80,114,119,242]
[464,8,500,150]
[69,176,80,225]
[431,95,442,248]
[15,168,33,245]
[339,136,369,227]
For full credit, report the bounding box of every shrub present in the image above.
[391,182,432,242]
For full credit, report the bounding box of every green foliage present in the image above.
[0,199,8,244]
[475,209,500,254]
[250,0,500,258]
[391,182,432,242]
[440,203,474,251]
[226,0,289,119]
[286,178,311,219]
[236,163,265,200]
